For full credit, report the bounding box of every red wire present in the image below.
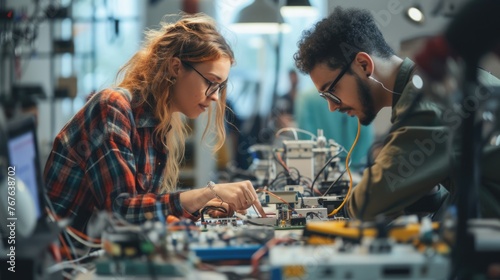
[251,238,295,277]
[58,235,72,260]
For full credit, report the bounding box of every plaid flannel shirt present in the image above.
[44,88,198,233]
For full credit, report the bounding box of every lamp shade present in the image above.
[231,0,290,34]
[280,0,318,18]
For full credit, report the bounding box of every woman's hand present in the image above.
[179,180,266,217]
[203,199,249,218]
[211,180,266,217]
[203,199,234,217]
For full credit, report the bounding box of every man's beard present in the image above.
[354,73,377,126]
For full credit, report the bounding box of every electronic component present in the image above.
[265,191,298,205]
[317,196,346,218]
[277,204,292,227]
[192,245,262,262]
[294,208,328,221]
[94,258,190,279]
[300,196,347,218]
[269,243,449,280]
[283,185,304,194]
[190,226,274,262]
[303,220,441,244]
[196,217,243,229]
[101,221,166,259]
[318,179,349,195]
[247,217,276,226]
[283,140,315,180]
[290,217,306,226]
[248,144,275,186]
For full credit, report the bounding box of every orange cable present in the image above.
[328,119,361,217]
[257,189,295,211]
[68,226,101,243]
[275,151,290,173]
[58,235,72,260]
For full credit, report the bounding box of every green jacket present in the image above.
[346,58,500,220]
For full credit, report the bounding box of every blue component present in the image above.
[191,245,263,261]
[270,267,283,280]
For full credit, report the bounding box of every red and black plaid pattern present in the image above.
[44,88,197,233]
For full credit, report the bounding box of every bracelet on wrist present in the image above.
[206,181,224,204]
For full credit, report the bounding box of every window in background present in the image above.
[214,0,326,169]
[59,0,142,116]
[215,0,325,118]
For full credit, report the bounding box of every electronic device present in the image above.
[190,226,274,262]
[0,113,66,280]
[0,108,8,184]
[300,196,347,218]
[270,218,449,279]
[0,114,45,238]
[269,243,449,280]
[7,115,45,216]
[283,140,315,180]
[303,219,441,244]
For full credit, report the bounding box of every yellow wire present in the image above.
[327,119,361,217]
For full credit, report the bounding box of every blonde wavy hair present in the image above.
[116,13,234,193]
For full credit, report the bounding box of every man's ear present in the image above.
[354,52,374,77]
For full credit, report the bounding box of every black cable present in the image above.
[268,171,288,189]
[306,211,322,220]
[269,167,302,190]
[269,178,288,189]
[288,166,301,185]
[300,176,313,185]
[245,220,275,228]
[310,151,342,196]
[297,191,305,208]
[200,206,228,224]
[320,169,347,196]
[301,188,313,196]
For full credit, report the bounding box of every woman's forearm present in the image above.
[178,186,214,213]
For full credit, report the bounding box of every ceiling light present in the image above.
[406,5,425,24]
[280,0,318,18]
[231,0,291,34]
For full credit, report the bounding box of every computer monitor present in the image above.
[6,114,45,220]
[0,108,8,183]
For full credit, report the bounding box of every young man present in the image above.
[294,7,500,221]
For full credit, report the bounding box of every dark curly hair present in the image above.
[294,7,395,74]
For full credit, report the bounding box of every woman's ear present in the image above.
[355,52,374,77]
[169,57,182,77]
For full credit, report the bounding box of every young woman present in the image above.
[44,13,264,235]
